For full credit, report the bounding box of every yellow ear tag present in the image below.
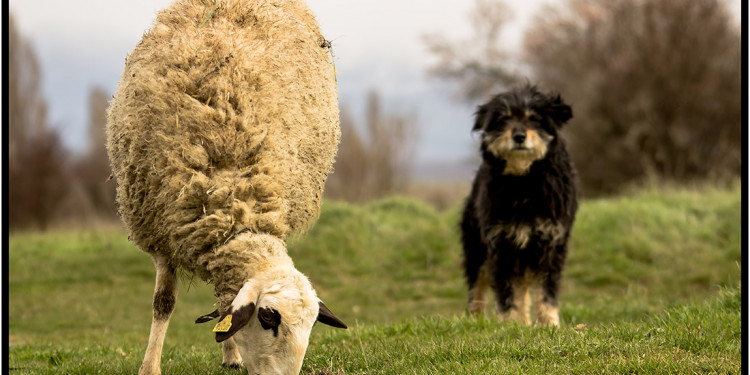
[213,315,232,332]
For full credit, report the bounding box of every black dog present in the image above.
[460,84,578,326]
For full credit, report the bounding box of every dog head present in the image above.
[473,85,572,175]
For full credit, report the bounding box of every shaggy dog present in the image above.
[460,84,578,326]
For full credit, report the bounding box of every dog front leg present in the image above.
[490,254,531,325]
[509,274,533,325]
[536,285,561,326]
[467,261,491,315]
[490,261,520,323]
[536,245,565,326]
[494,277,532,325]
[536,270,562,326]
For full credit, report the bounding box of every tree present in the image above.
[524,0,741,193]
[325,108,369,200]
[326,92,419,202]
[8,13,71,230]
[9,131,70,230]
[71,86,118,219]
[9,13,48,160]
[424,0,741,194]
[423,0,522,102]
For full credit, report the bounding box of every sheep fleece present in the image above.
[106,0,340,284]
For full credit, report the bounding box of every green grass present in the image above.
[8,182,742,374]
[302,286,741,374]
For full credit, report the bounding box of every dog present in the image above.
[460,84,578,326]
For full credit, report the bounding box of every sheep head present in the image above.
[211,272,346,374]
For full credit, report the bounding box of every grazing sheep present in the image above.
[106,1,347,374]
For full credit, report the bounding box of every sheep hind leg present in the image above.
[139,255,178,375]
[221,338,243,369]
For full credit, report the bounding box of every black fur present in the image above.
[461,84,578,321]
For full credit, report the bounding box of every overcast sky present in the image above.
[9,0,742,178]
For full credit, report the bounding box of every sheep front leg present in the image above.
[139,255,178,375]
[221,337,243,369]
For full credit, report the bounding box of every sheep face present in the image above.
[215,273,346,374]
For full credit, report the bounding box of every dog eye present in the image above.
[485,113,509,131]
[528,112,543,122]
[487,122,507,133]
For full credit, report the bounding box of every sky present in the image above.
[8,0,742,180]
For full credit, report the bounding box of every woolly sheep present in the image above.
[106,1,347,374]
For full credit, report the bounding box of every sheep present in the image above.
[105,1,348,374]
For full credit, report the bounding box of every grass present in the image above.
[8,182,742,374]
[302,286,741,374]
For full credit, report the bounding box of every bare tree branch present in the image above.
[326,91,419,202]
[423,0,521,102]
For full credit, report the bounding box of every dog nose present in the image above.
[512,131,526,144]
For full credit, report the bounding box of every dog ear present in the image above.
[472,105,489,132]
[546,95,573,126]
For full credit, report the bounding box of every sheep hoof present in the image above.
[222,363,243,370]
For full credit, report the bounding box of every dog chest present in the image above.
[486,219,566,249]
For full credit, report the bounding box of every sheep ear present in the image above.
[214,280,260,342]
[317,301,347,329]
[214,302,255,342]
[195,309,220,324]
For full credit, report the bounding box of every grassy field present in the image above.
[8,182,742,374]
